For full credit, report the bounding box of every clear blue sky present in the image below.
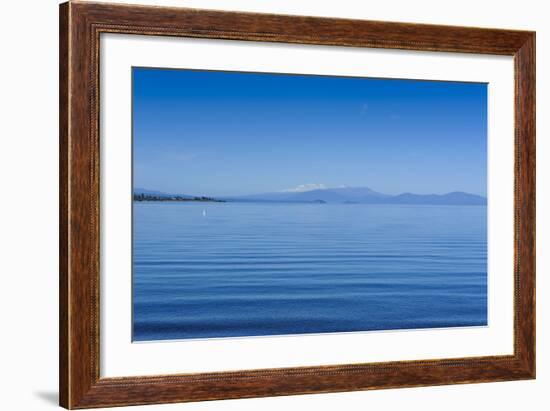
[133,67,487,197]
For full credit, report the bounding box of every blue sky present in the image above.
[133,67,487,197]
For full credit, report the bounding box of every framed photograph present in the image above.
[59,1,535,409]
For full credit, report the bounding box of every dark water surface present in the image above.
[132,202,487,341]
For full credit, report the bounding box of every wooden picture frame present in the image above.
[59,1,535,408]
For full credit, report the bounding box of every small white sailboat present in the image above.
[202,209,207,217]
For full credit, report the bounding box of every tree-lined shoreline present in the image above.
[133,193,224,202]
[133,186,487,206]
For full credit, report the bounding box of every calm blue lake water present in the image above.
[132,202,487,341]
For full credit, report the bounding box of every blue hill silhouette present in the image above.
[226,186,486,205]
[135,186,486,206]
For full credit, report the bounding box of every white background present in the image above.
[0,0,547,410]
[101,34,514,377]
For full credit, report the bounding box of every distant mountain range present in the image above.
[135,187,486,206]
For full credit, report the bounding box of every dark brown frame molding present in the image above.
[59,1,536,408]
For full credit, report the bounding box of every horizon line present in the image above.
[133,186,487,199]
